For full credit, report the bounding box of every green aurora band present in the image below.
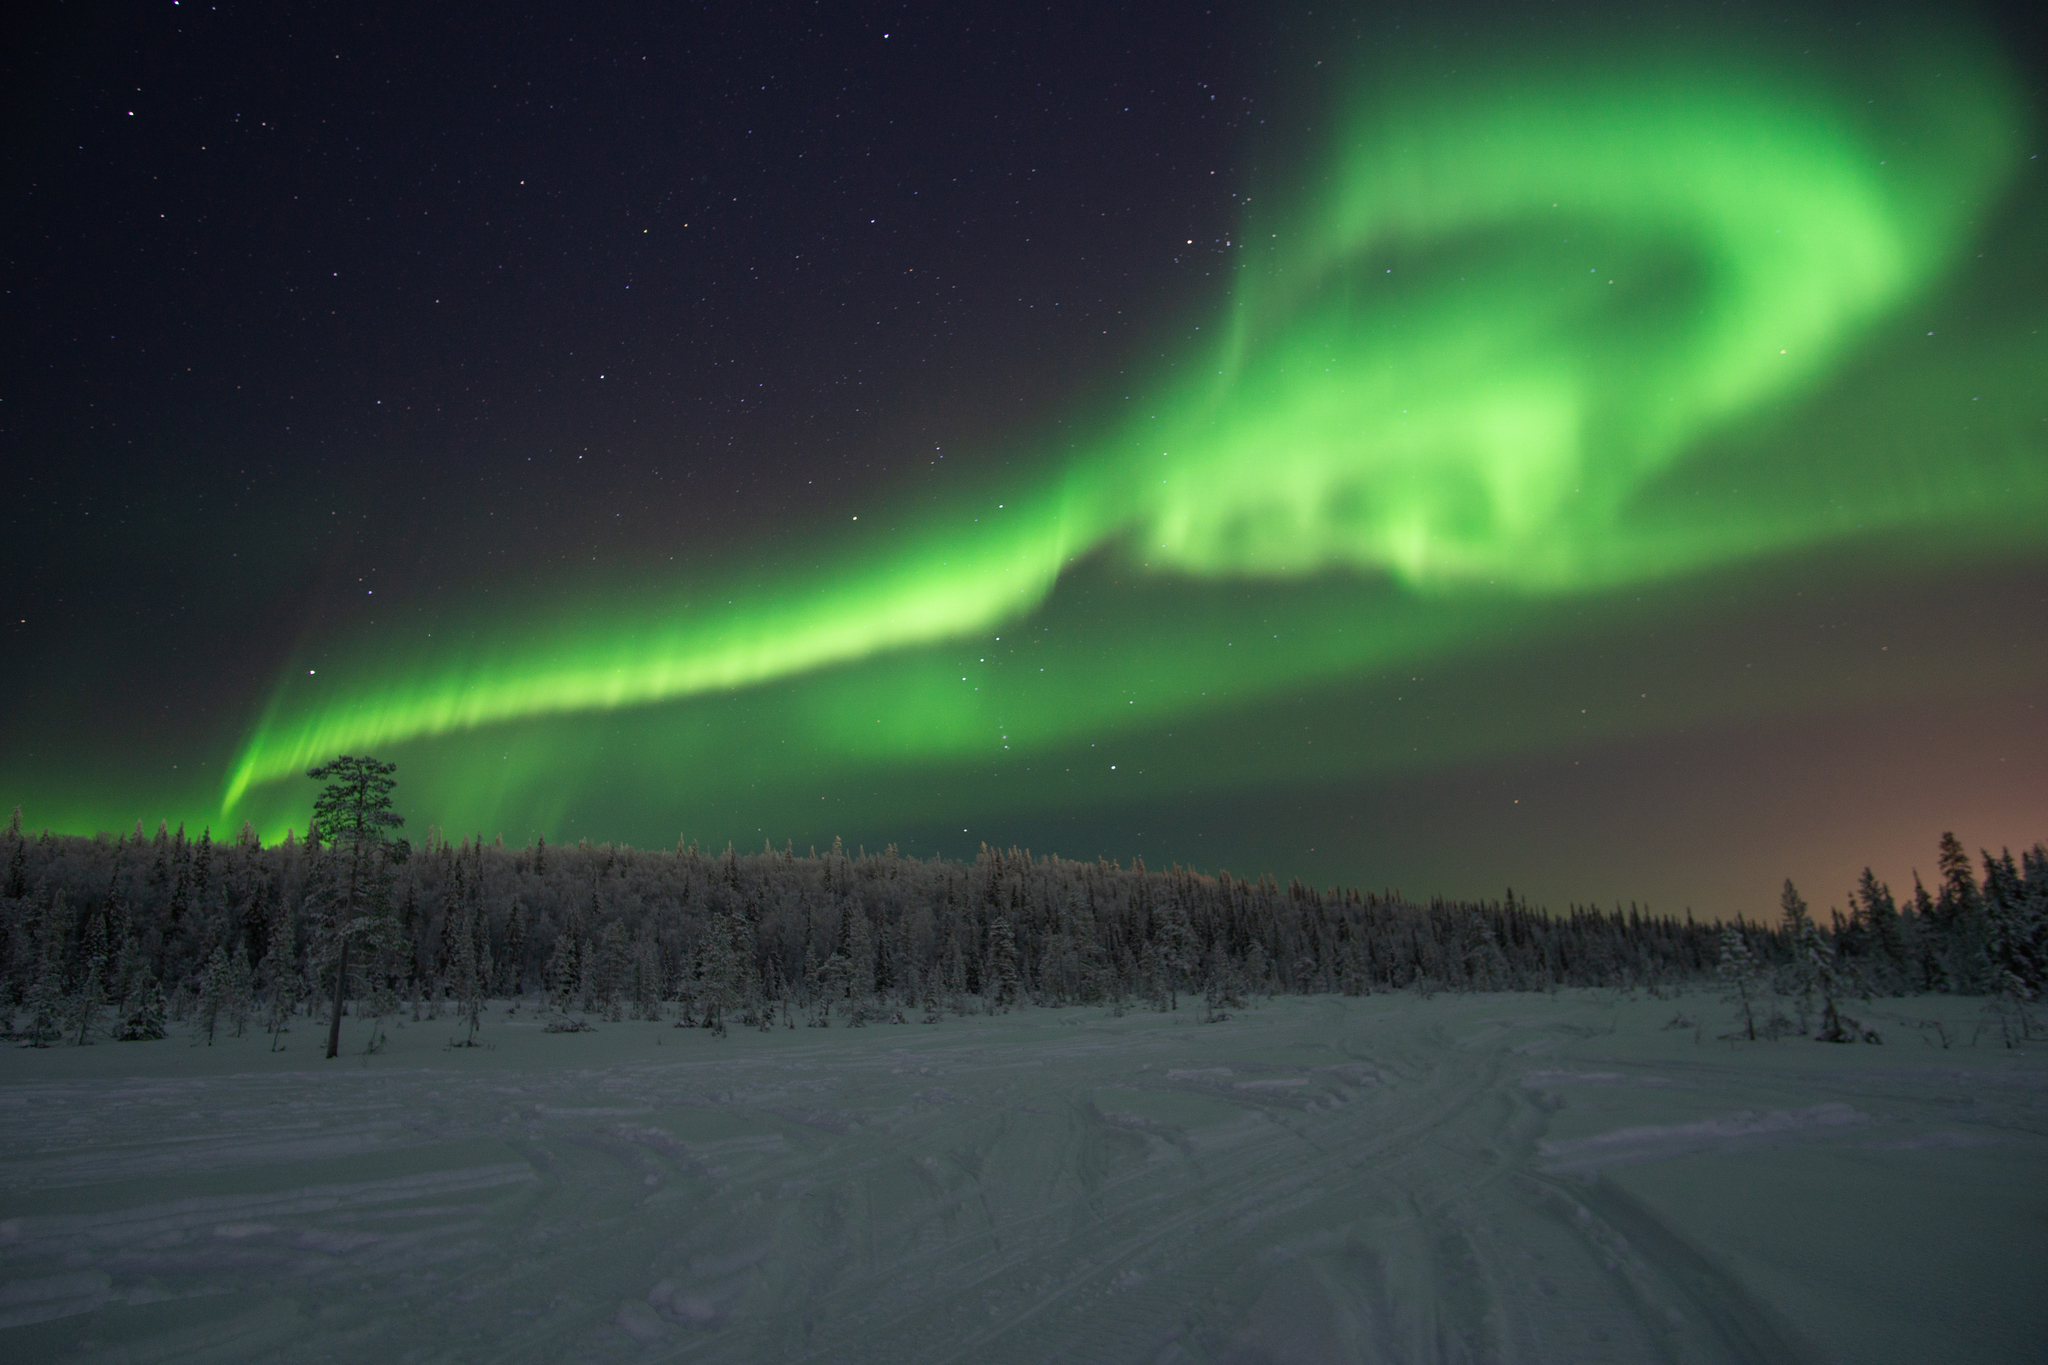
[221,28,2044,835]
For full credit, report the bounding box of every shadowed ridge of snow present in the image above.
[1520,1068,1677,1088]
[1,1163,537,1243]
[0,1269,115,1330]
[1536,1102,1869,1172]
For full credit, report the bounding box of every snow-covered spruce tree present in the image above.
[195,944,231,1045]
[1784,894,1868,1044]
[226,948,255,1038]
[732,908,769,1030]
[67,903,111,1045]
[1154,903,1199,1010]
[985,914,1021,1011]
[263,951,302,1051]
[1849,869,1910,995]
[469,901,494,1035]
[360,973,401,1053]
[765,958,794,1029]
[1041,907,1079,1004]
[1138,939,1169,1012]
[20,890,72,1046]
[545,921,581,1013]
[876,915,906,1014]
[2024,843,2048,961]
[798,944,830,1027]
[4,805,27,899]
[108,930,143,1025]
[1243,940,1271,1000]
[842,902,876,1022]
[696,912,735,1037]
[1898,873,1940,992]
[1464,916,1512,992]
[446,902,476,1040]
[701,907,764,1034]
[65,950,104,1046]
[671,945,699,1028]
[119,973,167,1041]
[472,911,495,1026]
[499,900,527,998]
[1201,951,1247,1023]
[630,924,661,1021]
[449,898,490,1046]
[1933,832,1996,993]
[1715,924,1761,1042]
[1981,848,2042,1045]
[594,918,629,1022]
[1777,881,1820,1034]
[254,896,302,1047]
[819,946,852,1024]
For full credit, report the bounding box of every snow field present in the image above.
[1,990,2042,1363]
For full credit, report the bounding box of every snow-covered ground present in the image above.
[1,991,2041,1363]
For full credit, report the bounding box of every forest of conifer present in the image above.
[3,801,2043,1049]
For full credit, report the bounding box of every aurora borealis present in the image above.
[5,2,2045,917]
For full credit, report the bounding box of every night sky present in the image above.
[5,0,2044,920]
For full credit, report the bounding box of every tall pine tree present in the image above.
[305,756,408,1059]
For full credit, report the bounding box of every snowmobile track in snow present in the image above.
[1,992,2041,1363]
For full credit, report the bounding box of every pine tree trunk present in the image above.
[326,853,361,1059]
[326,936,349,1059]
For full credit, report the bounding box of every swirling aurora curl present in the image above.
[224,30,2030,819]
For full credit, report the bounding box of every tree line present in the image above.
[1707,834,2048,1047]
[0,764,2040,1049]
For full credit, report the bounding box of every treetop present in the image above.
[308,755,407,854]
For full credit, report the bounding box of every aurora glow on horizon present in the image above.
[220,24,2041,829]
